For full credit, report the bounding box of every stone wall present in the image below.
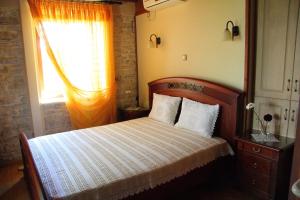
[113,2,138,108]
[0,2,34,165]
[0,1,138,164]
[42,103,72,135]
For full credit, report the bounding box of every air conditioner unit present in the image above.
[143,0,186,12]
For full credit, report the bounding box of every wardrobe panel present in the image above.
[288,101,299,138]
[292,10,300,101]
[255,0,297,100]
[254,97,289,136]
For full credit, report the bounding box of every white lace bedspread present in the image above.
[29,117,233,200]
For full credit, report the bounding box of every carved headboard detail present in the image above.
[167,82,204,92]
[148,77,243,146]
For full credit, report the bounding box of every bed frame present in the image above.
[20,77,243,200]
[148,77,243,146]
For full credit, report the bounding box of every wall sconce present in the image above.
[149,34,161,48]
[224,20,239,41]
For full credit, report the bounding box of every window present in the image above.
[26,0,116,128]
[37,21,107,103]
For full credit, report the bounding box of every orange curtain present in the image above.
[28,0,116,129]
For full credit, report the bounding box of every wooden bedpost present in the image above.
[19,132,45,200]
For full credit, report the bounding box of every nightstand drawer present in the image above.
[241,172,270,193]
[242,142,276,160]
[236,136,294,200]
[240,152,272,176]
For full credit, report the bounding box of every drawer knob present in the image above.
[252,147,261,153]
[252,162,258,168]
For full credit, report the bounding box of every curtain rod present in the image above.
[50,0,122,4]
[77,0,122,4]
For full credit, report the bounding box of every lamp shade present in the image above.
[148,40,155,48]
[224,28,232,41]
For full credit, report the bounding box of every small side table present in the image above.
[118,107,150,121]
[235,134,294,200]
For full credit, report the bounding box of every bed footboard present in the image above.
[19,132,45,200]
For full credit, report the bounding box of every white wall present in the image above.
[20,0,44,136]
[136,0,245,107]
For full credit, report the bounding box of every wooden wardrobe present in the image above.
[254,0,300,138]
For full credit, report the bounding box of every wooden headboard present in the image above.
[148,77,243,145]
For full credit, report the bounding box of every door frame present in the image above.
[244,0,257,134]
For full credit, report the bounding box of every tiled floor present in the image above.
[0,162,256,200]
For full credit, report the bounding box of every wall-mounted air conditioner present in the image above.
[143,0,186,12]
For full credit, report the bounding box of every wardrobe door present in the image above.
[255,0,299,100]
[254,97,290,136]
[292,9,300,101]
[288,101,299,138]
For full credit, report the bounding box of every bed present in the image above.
[20,77,243,200]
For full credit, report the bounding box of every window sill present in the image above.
[40,97,65,105]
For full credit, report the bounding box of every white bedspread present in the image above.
[29,117,233,200]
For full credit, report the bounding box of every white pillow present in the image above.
[175,98,219,138]
[148,93,181,125]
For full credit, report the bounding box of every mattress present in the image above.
[28,117,234,200]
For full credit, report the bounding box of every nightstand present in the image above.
[118,107,150,121]
[235,133,294,200]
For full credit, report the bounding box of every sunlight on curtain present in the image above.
[39,35,64,100]
[28,0,116,128]
[39,21,107,100]
[41,21,107,92]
